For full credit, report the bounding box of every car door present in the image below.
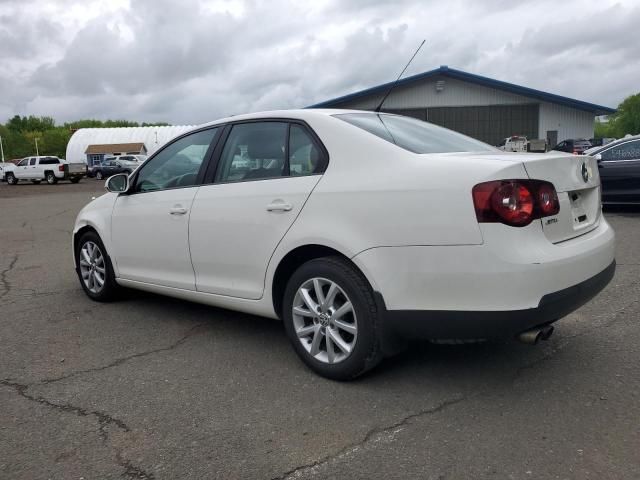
[598,140,640,203]
[189,120,327,299]
[110,127,220,290]
[14,158,31,179]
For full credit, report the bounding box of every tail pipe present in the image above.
[518,325,554,345]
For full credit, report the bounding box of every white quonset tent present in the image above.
[65,125,196,165]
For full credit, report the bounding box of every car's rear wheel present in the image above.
[76,231,119,302]
[45,172,58,184]
[95,171,103,180]
[282,256,383,380]
[6,173,17,185]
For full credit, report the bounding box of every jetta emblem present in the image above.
[581,162,592,183]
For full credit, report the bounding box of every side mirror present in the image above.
[105,173,130,193]
[594,153,602,161]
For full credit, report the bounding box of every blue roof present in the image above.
[309,65,615,115]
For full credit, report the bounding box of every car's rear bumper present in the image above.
[353,217,616,342]
[375,260,615,341]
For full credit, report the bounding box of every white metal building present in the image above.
[310,66,615,147]
[65,125,195,165]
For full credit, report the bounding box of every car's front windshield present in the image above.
[334,112,496,154]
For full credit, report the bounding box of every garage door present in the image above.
[385,104,539,146]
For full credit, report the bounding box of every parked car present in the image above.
[92,158,139,180]
[552,139,592,154]
[3,156,86,184]
[586,135,640,204]
[72,110,615,380]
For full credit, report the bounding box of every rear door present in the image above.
[598,140,640,203]
[189,120,327,299]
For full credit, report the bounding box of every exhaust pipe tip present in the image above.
[518,325,554,345]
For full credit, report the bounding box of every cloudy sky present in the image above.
[0,0,638,125]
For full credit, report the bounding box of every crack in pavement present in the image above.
[39,323,207,385]
[116,451,157,480]
[0,255,18,299]
[0,378,130,433]
[272,395,468,480]
[0,378,157,479]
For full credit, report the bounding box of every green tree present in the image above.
[610,93,640,137]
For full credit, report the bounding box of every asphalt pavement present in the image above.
[1,179,638,479]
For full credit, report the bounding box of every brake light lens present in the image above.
[472,180,559,227]
[58,165,64,172]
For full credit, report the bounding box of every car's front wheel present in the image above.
[95,171,103,180]
[6,173,17,185]
[75,231,119,302]
[282,256,383,380]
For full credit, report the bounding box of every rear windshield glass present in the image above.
[334,113,495,154]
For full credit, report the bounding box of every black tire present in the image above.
[45,172,58,184]
[31,180,41,184]
[75,231,120,302]
[282,256,383,380]
[95,171,104,180]
[70,177,80,183]
[6,173,17,185]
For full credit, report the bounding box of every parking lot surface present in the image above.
[1,180,639,479]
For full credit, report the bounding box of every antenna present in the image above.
[374,39,426,113]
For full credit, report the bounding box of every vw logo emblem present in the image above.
[581,162,592,183]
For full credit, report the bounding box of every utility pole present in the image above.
[35,137,39,156]
[0,134,5,163]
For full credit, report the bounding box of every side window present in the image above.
[216,122,287,182]
[18,158,29,167]
[134,128,218,193]
[601,141,640,161]
[289,125,322,176]
[29,158,37,166]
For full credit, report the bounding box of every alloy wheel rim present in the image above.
[292,277,357,364]
[79,241,106,294]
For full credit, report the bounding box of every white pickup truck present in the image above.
[2,156,87,185]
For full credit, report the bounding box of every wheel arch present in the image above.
[270,243,375,319]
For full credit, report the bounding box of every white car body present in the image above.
[72,109,615,378]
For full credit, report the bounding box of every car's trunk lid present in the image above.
[520,152,601,243]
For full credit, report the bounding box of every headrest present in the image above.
[247,135,284,160]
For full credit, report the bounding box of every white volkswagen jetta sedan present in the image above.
[73,109,615,380]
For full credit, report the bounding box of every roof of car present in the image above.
[199,108,365,129]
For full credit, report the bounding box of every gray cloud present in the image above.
[0,0,637,124]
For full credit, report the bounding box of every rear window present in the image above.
[39,157,60,165]
[334,113,495,154]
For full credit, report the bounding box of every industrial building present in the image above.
[311,66,615,147]
[65,125,194,166]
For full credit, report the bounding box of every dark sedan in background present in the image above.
[553,138,592,154]
[587,135,640,204]
[91,159,138,180]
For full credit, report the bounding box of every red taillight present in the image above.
[536,182,559,216]
[58,165,64,172]
[472,180,559,227]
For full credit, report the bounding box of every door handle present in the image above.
[169,206,188,215]
[266,202,293,212]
